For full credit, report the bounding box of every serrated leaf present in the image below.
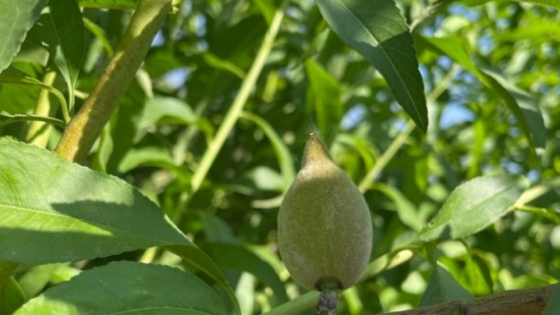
[0,0,48,73]
[14,261,228,315]
[417,175,526,242]
[0,139,191,264]
[420,263,473,306]
[315,0,427,132]
[26,0,85,110]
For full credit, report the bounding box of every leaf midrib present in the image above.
[334,0,424,127]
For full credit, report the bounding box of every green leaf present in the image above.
[0,277,27,315]
[27,0,85,111]
[164,245,242,315]
[419,36,546,159]
[201,243,289,304]
[417,175,526,242]
[0,66,67,116]
[14,261,229,315]
[315,0,427,132]
[0,0,48,73]
[373,183,423,232]
[305,59,343,143]
[139,96,197,130]
[240,111,295,190]
[543,282,560,315]
[463,0,560,11]
[0,261,18,289]
[77,0,139,10]
[420,263,473,306]
[0,139,189,264]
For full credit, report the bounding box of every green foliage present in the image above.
[0,0,559,314]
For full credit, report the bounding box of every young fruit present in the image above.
[277,134,373,313]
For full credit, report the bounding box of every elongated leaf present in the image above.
[27,0,85,110]
[14,261,228,315]
[315,0,427,132]
[373,183,423,232]
[0,277,26,315]
[420,263,473,306]
[0,139,189,263]
[165,245,242,315]
[0,66,67,112]
[543,282,560,315]
[240,111,295,188]
[464,0,560,11]
[77,0,139,10]
[0,0,48,73]
[305,59,343,143]
[0,261,18,289]
[202,243,289,304]
[419,36,546,158]
[417,175,526,242]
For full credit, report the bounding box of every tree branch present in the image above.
[377,284,554,315]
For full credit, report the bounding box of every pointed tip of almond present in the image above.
[302,134,332,168]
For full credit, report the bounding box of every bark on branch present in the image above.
[378,284,555,315]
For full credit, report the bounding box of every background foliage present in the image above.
[0,0,559,314]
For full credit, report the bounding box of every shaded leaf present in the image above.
[0,139,188,263]
[315,0,427,132]
[0,277,26,315]
[305,59,343,143]
[14,261,228,315]
[0,261,17,289]
[26,0,85,110]
[420,263,473,306]
[0,0,48,73]
[201,243,289,304]
[417,175,526,242]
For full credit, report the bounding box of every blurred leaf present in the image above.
[373,183,423,232]
[543,282,560,315]
[82,17,113,57]
[464,0,560,10]
[465,254,493,295]
[244,166,285,191]
[305,59,343,143]
[315,0,427,132]
[417,175,526,242]
[0,277,26,315]
[0,0,47,73]
[203,53,246,79]
[14,261,229,315]
[201,243,289,304]
[419,36,546,158]
[420,263,473,306]
[240,111,295,187]
[77,0,138,10]
[139,96,197,130]
[118,146,176,173]
[201,213,239,244]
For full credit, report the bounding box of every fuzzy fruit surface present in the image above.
[277,135,373,291]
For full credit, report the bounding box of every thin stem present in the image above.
[26,71,57,147]
[515,205,560,225]
[358,65,459,193]
[55,0,173,163]
[0,113,65,128]
[188,2,286,194]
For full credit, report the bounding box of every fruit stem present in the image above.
[316,289,338,315]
